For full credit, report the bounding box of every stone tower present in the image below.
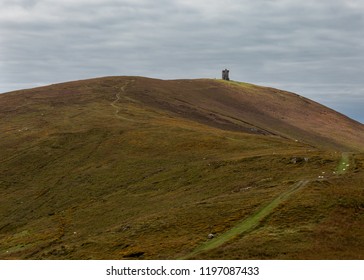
[222,69,230,80]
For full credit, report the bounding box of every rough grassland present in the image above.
[183,180,310,259]
[0,77,363,259]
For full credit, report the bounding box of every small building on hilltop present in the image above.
[222,69,230,81]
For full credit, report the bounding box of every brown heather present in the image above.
[0,77,363,259]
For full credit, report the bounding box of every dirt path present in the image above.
[110,82,135,122]
[182,152,353,259]
[183,179,310,259]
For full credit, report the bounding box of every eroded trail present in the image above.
[183,179,310,259]
[183,152,353,259]
[110,82,135,122]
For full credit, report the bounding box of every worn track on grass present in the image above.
[183,179,310,259]
[336,152,352,175]
[183,153,352,259]
[110,82,135,122]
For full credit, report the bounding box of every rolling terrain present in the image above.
[0,76,364,259]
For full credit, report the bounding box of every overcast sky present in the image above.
[1,0,363,123]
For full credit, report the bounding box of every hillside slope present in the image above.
[0,77,363,259]
[123,77,364,151]
[2,77,363,151]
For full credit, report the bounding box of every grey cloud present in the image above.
[0,0,363,123]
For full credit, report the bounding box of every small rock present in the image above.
[208,233,215,239]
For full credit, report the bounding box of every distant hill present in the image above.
[0,77,363,259]
[124,77,364,151]
[2,77,363,151]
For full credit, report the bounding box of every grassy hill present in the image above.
[0,76,363,259]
